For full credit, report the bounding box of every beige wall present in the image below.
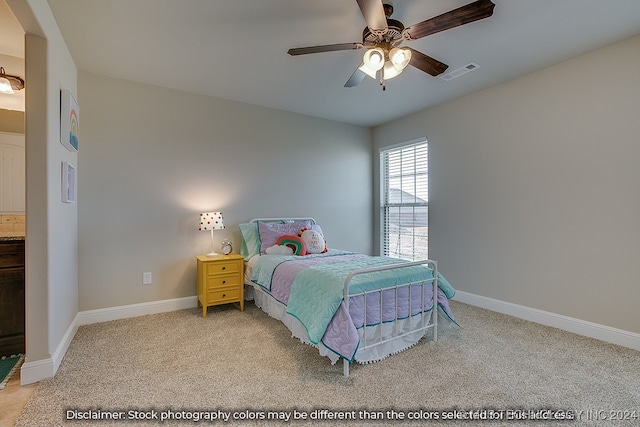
[77,72,372,311]
[0,109,24,133]
[8,0,79,382]
[374,34,640,334]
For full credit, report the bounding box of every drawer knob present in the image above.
[222,266,226,270]
[222,294,226,298]
[222,280,226,284]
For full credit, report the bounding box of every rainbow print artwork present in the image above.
[60,89,79,152]
[68,108,78,150]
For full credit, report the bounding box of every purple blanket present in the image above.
[251,253,456,362]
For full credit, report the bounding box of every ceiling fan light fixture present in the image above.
[362,48,385,71]
[389,47,411,71]
[287,0,496,89]
[358,63,377,79]
[383,61,402,80]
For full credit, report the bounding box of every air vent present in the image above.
[439,62,481,81]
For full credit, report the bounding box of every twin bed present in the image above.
[239,218,457,376]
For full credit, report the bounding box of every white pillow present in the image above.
[299,228,325,254]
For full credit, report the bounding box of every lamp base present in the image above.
[206,251,219,257]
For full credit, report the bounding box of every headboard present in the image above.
[250,217,317,225]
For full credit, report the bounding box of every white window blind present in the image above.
[381,141,428,261]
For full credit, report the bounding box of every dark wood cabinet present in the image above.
[0,239,25,356]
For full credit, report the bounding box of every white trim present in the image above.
[455,291,640,351]
[52,312,81,373]
[20,357,54,386]
[21,312,79,385]
[20,296,198,384]
[77,296,197,326]
[377,136,426,153]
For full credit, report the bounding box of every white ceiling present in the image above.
[4,1,640,126]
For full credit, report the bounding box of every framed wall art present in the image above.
[60,89,79,152]
[62,161,76,203]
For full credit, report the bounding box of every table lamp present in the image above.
[199,212,225,256]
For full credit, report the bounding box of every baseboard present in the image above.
[77,296,198,326]
[20,357,54,386]
[455,291,640,351]
[52,312,81,373]
[21,296,198,385]
[21,312,80,385]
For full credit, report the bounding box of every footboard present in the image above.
[342,260,438,376]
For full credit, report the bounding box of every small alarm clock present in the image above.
[221,239,233,255]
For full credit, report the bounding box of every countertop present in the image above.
[0,232,25,241]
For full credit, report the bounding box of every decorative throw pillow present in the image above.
[265,244,294,255]
[258,220,312,254]
[276,235,307,256]
[298,227,326,254]
[310,224,328,250]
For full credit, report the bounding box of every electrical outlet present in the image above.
[143,272,152,285]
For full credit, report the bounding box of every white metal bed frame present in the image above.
[248,218,439,376]
[341,260,438,376]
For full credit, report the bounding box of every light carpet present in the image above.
[15,301,640,426]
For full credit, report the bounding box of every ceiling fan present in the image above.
[287,0,495,89]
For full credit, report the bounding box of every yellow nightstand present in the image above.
[196,253,244,318]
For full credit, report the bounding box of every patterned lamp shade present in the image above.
[199,212,225,231]
[199,212,224,256]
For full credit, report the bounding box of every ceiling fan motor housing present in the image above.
[362,18,404,43]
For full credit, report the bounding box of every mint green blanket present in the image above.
[285,256,454,345]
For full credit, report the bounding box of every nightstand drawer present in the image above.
[206,260,240,276]
[208,287,240,304]
[206,273,241,289]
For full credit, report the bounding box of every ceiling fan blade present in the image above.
[406,47,449,77]
[288,42,363,56]
[344,68,366,88]
[356,0,388,33]
[403,0,495,40]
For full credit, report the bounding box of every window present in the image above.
[380,140,428,261]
